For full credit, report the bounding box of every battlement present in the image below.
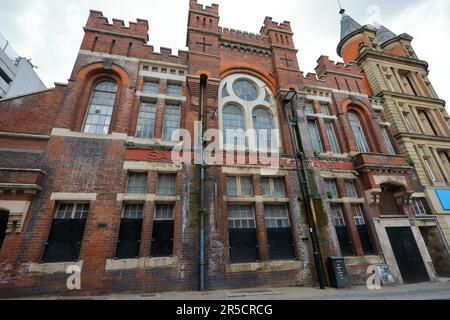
[189,0,219,16]
[315,55,361,77]
[86,10,149,42]
[260,17,293,35]
[219,27,270,47]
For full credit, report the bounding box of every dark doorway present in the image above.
[379,186,402,215]
[335,226,354,257]
[420,226,450,277]
[386,227,430,283]
[0,211,8,251]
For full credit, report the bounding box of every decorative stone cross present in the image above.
[281,53,293,67]
[196,37,212,52]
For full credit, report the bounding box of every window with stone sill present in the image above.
[261,177,286,197]
[143,81,159,95]
[264,204,295,260]
[157,174,177,196]
[226,176,253,197]
[348,111,371,153]
[83,80,117,135]
[228,204,259,263]
[304,101,314,114]
[115,203,144,260]
[320,103,330,116]
[151,204,175,258]
[345,180,358,198]
[126,172,148,194]
[381,127,396,155]
[325,179,339,199]
[325,122,341,154]
[163,105,181,141]
[308,119,324,154]
[418,146,438,182]
[166,83,182,97]
[412,198,427,216]
[41,203,90,263]
[135,102,157,139]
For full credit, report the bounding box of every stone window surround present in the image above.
[221,167,298,267]
[218,73,281,153]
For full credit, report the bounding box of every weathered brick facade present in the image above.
[0,1,448,297]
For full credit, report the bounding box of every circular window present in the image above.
[232,79,259,101]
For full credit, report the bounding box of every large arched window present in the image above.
[348,111,370,153]
[219,74,280,151]
[83,80,118,134]
[223,104,246,146]
[253,108,274,149]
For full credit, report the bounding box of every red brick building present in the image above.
[0,1,447,297]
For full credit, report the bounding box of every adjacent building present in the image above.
[0,33,46,99]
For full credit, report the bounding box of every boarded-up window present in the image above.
[331,205,354,257]
[264,204,295,260]
[115,204,144,260]
[41,203,90,263]
[352,205,375,255]
[228,205,258,263]
[151,204,174,257]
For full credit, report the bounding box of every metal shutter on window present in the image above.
[115,219,143,260]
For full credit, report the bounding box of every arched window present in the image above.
[223,105,246,146]
[348,111,370,153]
[83,80,118,134]
[253,108,274,149]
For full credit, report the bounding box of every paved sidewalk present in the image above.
[21,278,450,300]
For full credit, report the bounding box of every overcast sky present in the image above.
[0,0,448,105]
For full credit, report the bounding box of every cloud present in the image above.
[0,0,447,109]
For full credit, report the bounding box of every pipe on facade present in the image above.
[284,92,327,289]
[199,74,208,292]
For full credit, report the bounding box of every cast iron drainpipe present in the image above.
[199,74,208,292]
[284,94,327,289]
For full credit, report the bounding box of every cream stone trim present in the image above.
[224,196,290,203]
[123,161,182,172]
[365,188,382,206]
[321,171,357,180]
[305,95,332,103]
[136,91,187,102]
[329,198,365,204]
[0,200,30,233]
[126,137,181,148]
[221,166,288,176]
[226,260,299,273]
[117,194,180,203]
[28,261,83,274]
[50,193,97,202]
[51,128,128,141]
[139,70,186,82]
[344,255,383,266]
[105,257,177,271]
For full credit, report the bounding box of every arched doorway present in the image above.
[0,211,8,250]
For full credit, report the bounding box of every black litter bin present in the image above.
[327,256,349,289]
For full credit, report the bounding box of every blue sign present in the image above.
[436,190,450,210]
